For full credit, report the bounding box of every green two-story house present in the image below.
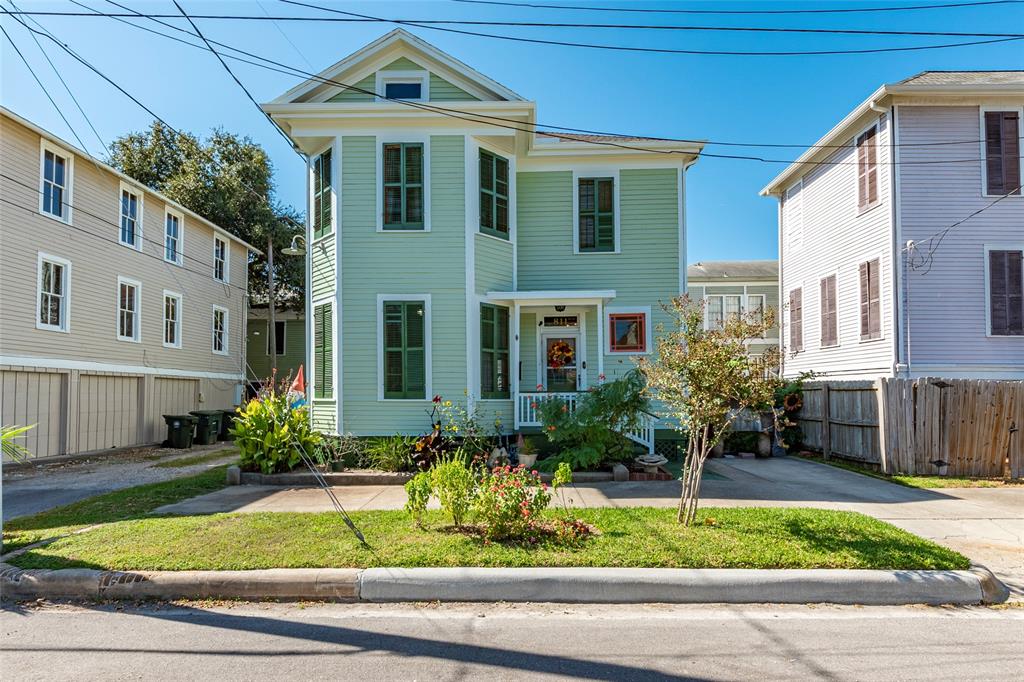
[264,30,702,450]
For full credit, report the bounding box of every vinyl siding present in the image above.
[779,113,895,379]
[339,134,467,434]
[896,104,1024,374]
[0,114,248,378]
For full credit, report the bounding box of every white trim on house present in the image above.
[605,305,652,355]
[572,167,621,255]
[38,137,73,224]
[375,69,429,102]
[376,293,433,402]
[332,136,343,429]
[375,133,432,232]
[983,242,1024,338]
[465,137,478,409]
[35,251,71,333]
[117,180,144,251]
[213,234,230,283]
[0,355,244,380]
[979,104,1024,199]
[162,290,183,349]
[163,206,184,266]
[486,290,616,306]
[212,305,229,355]
[115,275,142,343]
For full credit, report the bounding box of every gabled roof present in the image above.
[760,70,1024,196]
[688,260,778,281]
[0,106,261,255]
[271,28,525,104]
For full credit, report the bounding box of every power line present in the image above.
[451,0,1024,14]
[282,0,1024,56]
[19,5,1014,168]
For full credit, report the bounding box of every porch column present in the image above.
[596,300,605,381]
[512,301,521,428]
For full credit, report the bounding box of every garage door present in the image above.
[76,374,141,453]
[148,378,199,442]
[0,370,66,460]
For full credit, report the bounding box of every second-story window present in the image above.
[41,145,71,221]
[578,177,615,252]
[37,253,70,332]
[856,125,879,212]
[213,236,228,282]
[859,259,882,340]
[164,209,182,265]
[164,291,182,348]
[117,277,140,342]
[983,110,1021,196]
[119,187,141,249]
[312,149,332,239]
[383,143,424,230]
[480,150,509,239]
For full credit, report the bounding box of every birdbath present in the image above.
[634,453,668,475]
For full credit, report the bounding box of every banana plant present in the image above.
[2,424,35,463]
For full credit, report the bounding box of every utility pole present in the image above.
[267,232,277,376]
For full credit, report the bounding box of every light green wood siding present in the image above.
[340,135,467,434]
[520,311,537,389]
[246,319,305,383]
[474,234,513,295]
[312,401,337,433]
[326,74,375,103]
[381,57,421,71]
[311,234,335,300]
[430,74,479,101]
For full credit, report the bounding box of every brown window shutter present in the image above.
[990,250,1024,335]
[866,132,879,205]
[1002,113,1021,196]
[868,259,881,338]
[985,112,1022,196]
[820,275,837,346]
[859,262,870,338]
[789,288,803,352]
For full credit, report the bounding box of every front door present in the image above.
[544,335,579,392]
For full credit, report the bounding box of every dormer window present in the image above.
[385,82,421,100]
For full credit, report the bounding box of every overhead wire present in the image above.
[449,0,1024,15]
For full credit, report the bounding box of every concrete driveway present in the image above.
[156,456,1023,598]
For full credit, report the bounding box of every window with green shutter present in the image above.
[479,150,509,239]
[312,150,332,240]
[383,301,426,399]
[313,302,333,399]
[480,304,510,399]
[382,143,424,230]
[578,177,615,252]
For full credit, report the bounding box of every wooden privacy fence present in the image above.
[796,378,1023,478]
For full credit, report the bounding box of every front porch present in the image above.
[485,289,655,452]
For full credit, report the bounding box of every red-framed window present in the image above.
[608,313,646,353]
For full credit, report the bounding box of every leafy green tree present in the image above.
[107,121,304,307]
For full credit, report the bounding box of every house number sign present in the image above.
[543,316,578,327]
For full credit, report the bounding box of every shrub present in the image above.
[404,471,433,526]
[430,452,476,527]
[724,430,759,454]
[231,393,321,474]
[473,465,550,540]
[537,371,648,471]
[365,435,417,472]
[314,433,368,469]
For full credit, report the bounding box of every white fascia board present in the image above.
[487,290,616,305]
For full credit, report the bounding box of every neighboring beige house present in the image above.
[687,260,780,357]
[0,107,259,460]
[762,71,1024,381]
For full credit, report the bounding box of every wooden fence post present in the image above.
[876,377,890,474]
[821,383,831,461]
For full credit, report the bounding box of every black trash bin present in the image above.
[163,414,197,449]
[218,409,236,441]
[190,410,223,445]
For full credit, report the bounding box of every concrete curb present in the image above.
[1,563,1006,605]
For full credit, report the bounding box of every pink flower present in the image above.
[530,402,538,409]
[598,373,606,381]
[536,384,544,391]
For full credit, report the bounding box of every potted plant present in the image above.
[516,434,538,468]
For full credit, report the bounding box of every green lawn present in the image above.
[2,466,229,553]
[8,507,968,572]
[798,454,1023,489]
[152,450,239,469]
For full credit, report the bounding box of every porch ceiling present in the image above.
[485,290,616,306]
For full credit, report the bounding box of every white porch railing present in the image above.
[516,392,656,454]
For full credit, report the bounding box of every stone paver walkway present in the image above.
[156,457,1023,599]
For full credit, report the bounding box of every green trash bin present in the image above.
[190,410,223,445]
[163,415,196,449]
[218,409,236,441]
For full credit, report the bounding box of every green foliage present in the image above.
[230,393,320,474]
[107,122,303,306]
[774,375,812,452]
[403,471,433,526]
[365,435,417,472]
[552,462,573,489]
[724,430,760,454]
[315,433,369,469]
[2,424,35,463]
[429,452,476,527]
[473,465,552,540]
[537,371,648,471]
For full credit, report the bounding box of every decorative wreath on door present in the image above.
[547,340,575,369]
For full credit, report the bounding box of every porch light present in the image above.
[281,235,306,256]
[554,305,566,312]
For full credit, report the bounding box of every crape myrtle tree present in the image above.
[107,122,304,307]
[637,296,780,526]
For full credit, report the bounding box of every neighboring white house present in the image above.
[761,71,1023,380]
[0,107,259,460]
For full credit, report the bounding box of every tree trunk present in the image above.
[678,424,711,526]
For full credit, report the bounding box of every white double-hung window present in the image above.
[213,235,228,282]
[212,306,229,354]
[163,291,182,348]
[164,208,183,265]
[40,141,72,222]
[117,276,141,342]
[37,253,71,332]
[119,182,142,249]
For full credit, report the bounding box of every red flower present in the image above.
[432,395,441,403]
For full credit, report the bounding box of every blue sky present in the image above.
[3,1,1022,263]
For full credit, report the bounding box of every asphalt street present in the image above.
[2,601,1022,681]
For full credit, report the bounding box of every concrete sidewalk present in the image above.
[155,457,1024,599]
